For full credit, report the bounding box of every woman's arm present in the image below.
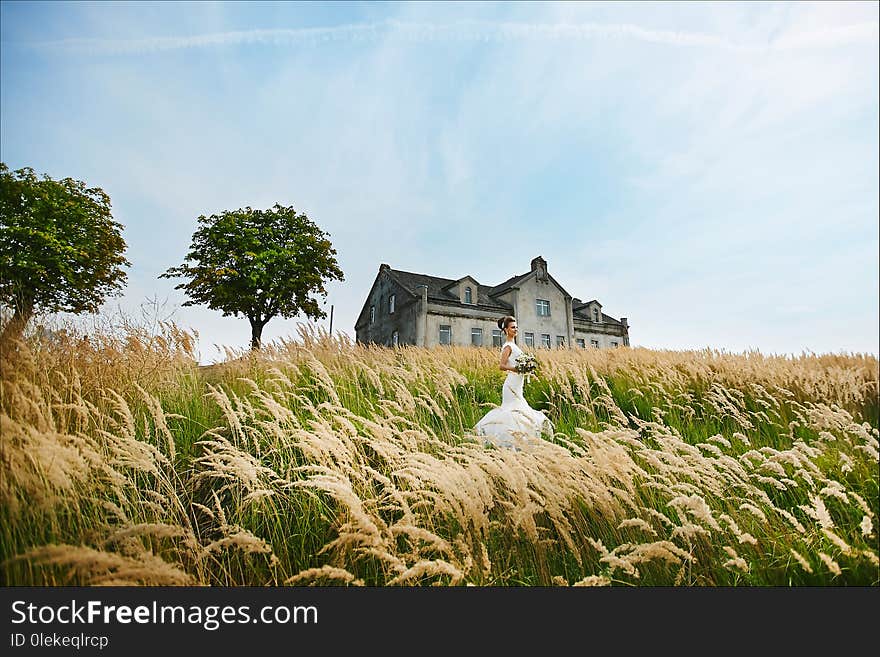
[499,345,514,372]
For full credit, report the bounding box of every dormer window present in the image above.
[592,308,599,322]
[389,294,395,314]
[465,287,472,304]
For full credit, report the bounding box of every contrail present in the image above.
[28,19,879,55]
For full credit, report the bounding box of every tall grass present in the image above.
[1,319,877,586]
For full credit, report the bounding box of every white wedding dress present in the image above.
[475,340,553,448]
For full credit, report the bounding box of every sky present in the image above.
[1,1,878,363]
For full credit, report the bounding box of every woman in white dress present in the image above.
[475,315,553,448]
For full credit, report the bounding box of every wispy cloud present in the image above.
[29,19,879,55]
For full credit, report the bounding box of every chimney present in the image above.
[380,263,390,272]
[621,317,628,328]
[530,256,548,282]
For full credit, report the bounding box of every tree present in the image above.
[160,204,344,350]
[0,162,130,344]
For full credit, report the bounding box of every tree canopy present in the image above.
[0,162,130,343]
[160,203,344,349]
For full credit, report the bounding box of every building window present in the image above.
[389,294,395,314]
[370,305,375,323]
[392,331,399,347]
[576,338,585,349]
[439,325,451,345]
[592,308,599,322]
[492,329,502,347]
[524,332,534,348]
[471,327,483,346]
[536,299,550,316]
[611,341,619,348]
[590,339,599,348]
[556,336,565,348]
[541,334,551,348]
[465,287,472,304]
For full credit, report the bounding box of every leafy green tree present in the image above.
[160,204,344,350]
[0,162,130,344]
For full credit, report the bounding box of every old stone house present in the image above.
[355,256,630,350]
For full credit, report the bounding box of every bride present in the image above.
[475,315,553,448]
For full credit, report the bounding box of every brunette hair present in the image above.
[497,315,516,332]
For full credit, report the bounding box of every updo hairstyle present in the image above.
[497,315,516,332]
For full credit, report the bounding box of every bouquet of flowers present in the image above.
[513,353,539,382]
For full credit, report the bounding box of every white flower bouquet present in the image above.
[514,353,539,381]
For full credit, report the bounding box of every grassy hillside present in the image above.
[1,322,877,586]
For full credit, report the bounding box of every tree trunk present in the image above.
[1,299,34,346]
[250,319,264,351]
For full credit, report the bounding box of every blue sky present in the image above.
[2,1,877,362]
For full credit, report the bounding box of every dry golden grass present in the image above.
[1,320,877,586]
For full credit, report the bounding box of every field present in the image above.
[1,321,877,586]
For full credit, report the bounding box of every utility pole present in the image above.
[329,304,334,335]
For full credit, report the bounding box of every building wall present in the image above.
[573,318,628,348]
[355,270,421,346]
[572,328,624,349]
[422,309,628,350]
[509,273,572,348]
[425,303,502,347]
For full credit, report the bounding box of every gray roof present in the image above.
[488,272,531,296]
[386,268,513,311]
[573,308,621,325]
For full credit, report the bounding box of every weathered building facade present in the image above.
[355,256,630,349]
